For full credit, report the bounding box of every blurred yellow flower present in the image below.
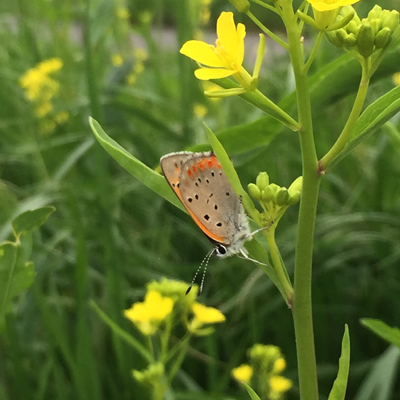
[393,72,400,86]
[232,364,253,384]
[116,7,130,20]
[112,54,124,67]
[273,357,286,373]
[270,376,293,394]
[192,302,225,323]
[38,58,63,74]
[188,302,225,333]
[124,290,174,335]
[180,12,246,81]
[308,0,361,12]
[193,104,208,117]
[54,111,69,124]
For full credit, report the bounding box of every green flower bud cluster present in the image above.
[326,5,399,57]
[248,172,302,225]
[133,363,165,385]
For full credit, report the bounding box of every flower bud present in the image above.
[374,27,391,48]
[325,30,344,47]
[382,10,399,32]
[369,19,381,34]
[335,28,348,44]
[261,185,275,202]
[229,0,250,13]
[275,188,289,206]
[368,5,382,21]
[256,172,269,190]
[248,183,261,200]
[343,32,357,47]
[287,191,301,205]
[356,23,375,57]
[288,176,303,195]
[347,20,360,35]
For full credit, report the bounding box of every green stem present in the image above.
[304,31,323,73]
[280,1,320,399]
[266,230,293,303]
[319,58,370,170]
[251,0,281,15]
[167,335,191,382]
[247,10,289,50]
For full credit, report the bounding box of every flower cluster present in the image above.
[325,5,399,57]
[232,344,292,400]
[125,278,226,337]
[19,58,69,134]
[248,172,302,226]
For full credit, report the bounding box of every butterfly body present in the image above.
[160,151,251,258]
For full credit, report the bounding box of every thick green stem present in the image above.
[280,1,320,399]
[319,58,370,170]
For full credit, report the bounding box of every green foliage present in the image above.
[327,325,350,400]
[0,206,54,332]
[361,319,400,348]
[1,0,400,399]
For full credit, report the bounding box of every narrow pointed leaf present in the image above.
[89,117,185,212]
[361,319,400,348]
[89,300,152,362]
[328,324,351,400]
[329,85,400,169]
[243,382,262,400]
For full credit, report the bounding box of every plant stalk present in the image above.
[280,1,320,399]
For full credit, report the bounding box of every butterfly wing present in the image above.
[161,151,242,246]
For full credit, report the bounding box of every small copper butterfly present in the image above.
[160,151,253,260]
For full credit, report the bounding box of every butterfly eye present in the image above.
[215,244,227,258]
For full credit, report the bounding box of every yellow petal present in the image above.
[236,23,246,67]
[309,0,360,12]
[231,364,253,384]
[192,302,226,323]
[180,40,222,67]
[216,12,237,60]
[194,68,235,80]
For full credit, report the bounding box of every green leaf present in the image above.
[242,382,262,400]
[360,319,400,348]
[89,117,185,212]
[0,242,36,333]
[329,84,400,169]
[328,324,351,400]
[354,346,400,400]
[12,206,55,239]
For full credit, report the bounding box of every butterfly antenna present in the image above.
[186,248,215,296]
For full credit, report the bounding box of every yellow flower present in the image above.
[192,302,226,323]
[270,376,292,394]
[308,0,361,12]
[180,12,247,82]
[116,7,130,20]
[393,72,400,86]
[188,302,226,333]
[124,290,174,335]
[38,58,63,74]
[308,0,360,30]
[36,101,53,117]
[112,54,123,67]
[54,111,69,124]
[232,364,253,384]
[193,104,208,117]
[273,358,286,373]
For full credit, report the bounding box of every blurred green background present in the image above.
[1,0,400,399]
